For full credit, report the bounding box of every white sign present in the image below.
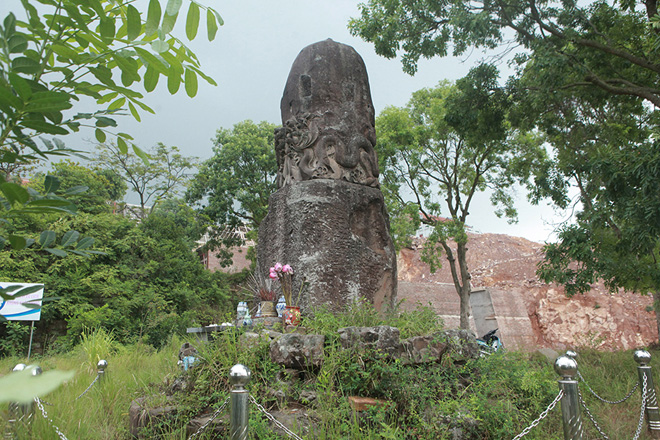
[0,283,44,321]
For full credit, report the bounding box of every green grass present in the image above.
[0,334,183,439]
[1,312,659,439]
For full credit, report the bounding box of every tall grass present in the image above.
[1,313,659,439]
[0,332,183,439]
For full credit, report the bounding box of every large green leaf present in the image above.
[132,144,151,164]
[11,56,40,74]
[0,368,74,404]
[94,116,117,127]
[45,248,68,257]
[61,230,80,248]
[63,185,89,196]
[76,236,95,249]
[95,128,106,143]
[186,2,200,40]
[21,120,69,135]
[117,136,129,154]
[9,284,43,298]
[26,199,76,207]
[127,101,141,122]
[184,68,197,97]
[207,8,218,41]
[150,39,169,53]
[165,0,183,16]
[126,5,142,41]
[144,66,159,92]
[39,230,56,248]
[0,182,29,204]
[43,175,60,193]
[167,68,181,94]
[134,47,169,74]
[145,0,162,36]
[7,35,28,53]
[8,73,31,100]
[8,235,27,250]
[161,12,178,35]
[99,18,116,39]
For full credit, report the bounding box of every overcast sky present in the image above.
[1,0,569,242]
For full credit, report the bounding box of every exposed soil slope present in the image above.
[397,233,657,351]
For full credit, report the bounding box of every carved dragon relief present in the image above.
[275,112,380,188]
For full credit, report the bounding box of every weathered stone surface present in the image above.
[399,334,449,365]
[258,39,397,312]
[337,326,473,364]
[186,414,228,438]
[266,409,318,438]
[338,326,400,355]
[299,390,318,404]
[277,39,379,188]
[443,329,480,361]
[257,179,397,312]
[129,397,178,438]
[239,331,270,349]
[269,333,325,369]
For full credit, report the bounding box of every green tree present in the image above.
[0,0,221,252]
[527,83,660,336]
[349,0,660,106]
[94,142,197,218]
[32,160,126,214]
[0,210,231,349]
[350,0,660,337]
[151,197,210,248]
[186,120,277,265]
[0,0,221,162]
[0,0,221,403]
[377,68,544,329]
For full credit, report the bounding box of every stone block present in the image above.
[338,326,400,356]
[269,334,325,369]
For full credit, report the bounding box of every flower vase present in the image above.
[282,306,301,327]
[276,296,286,317]
[260,300,277,318]
[243,310,252,327]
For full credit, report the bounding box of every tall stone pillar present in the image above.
[257,39,397,312]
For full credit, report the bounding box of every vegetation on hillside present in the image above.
[0,306,656,439]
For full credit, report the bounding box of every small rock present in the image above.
[399,334,448,364]
[269,334,325,369]
[299,390,317,404]
[338,326,401,356]
[186,413,228,438]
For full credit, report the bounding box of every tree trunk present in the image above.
[441,239,472,330]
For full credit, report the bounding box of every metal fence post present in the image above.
[555,355,584,440]
[229,364,251,440]
[634,350,660,438]
[8,364,30,426]
[97,359,108,381]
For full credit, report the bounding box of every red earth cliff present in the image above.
[396,233,658,351]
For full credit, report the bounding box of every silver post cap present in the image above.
[554,355,578,379]
[565,350,578,359]
[634,349,652,366]
[229,364,251,387]
[97,359,108,371]
[12,363,26,372]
